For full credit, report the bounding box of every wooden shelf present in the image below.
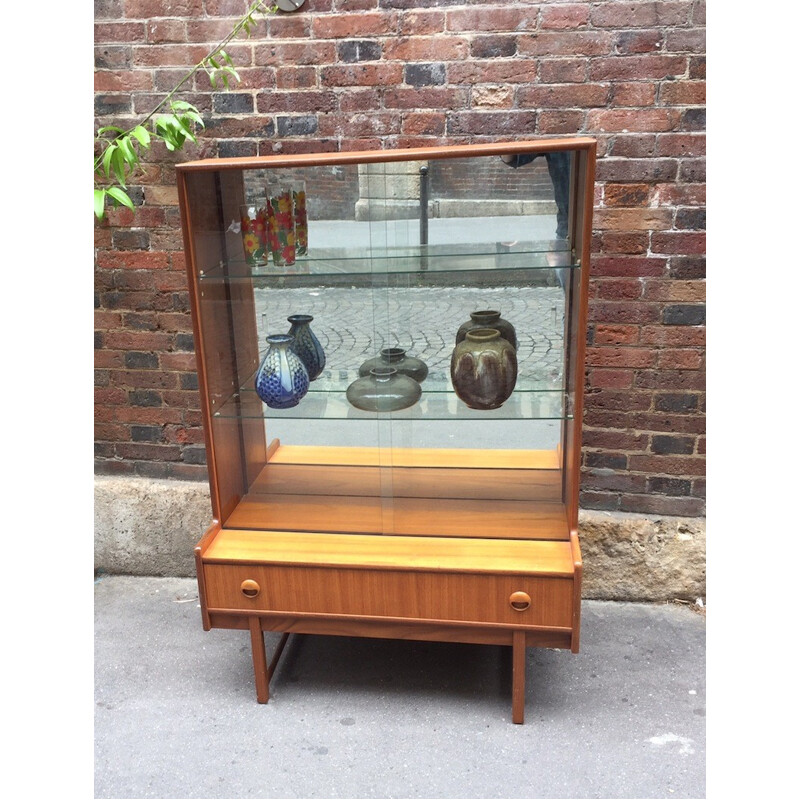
[247,444,560,502]
[224,493,569,540]
[225,442,569,539]
[267,444,561,469]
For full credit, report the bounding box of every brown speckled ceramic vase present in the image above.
[450,328,518,410]
[455,309,517,350]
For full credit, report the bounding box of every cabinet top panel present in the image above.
[204,529,575,575]
[177,137,597,173]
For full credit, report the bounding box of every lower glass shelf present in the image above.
[211,385,570,421]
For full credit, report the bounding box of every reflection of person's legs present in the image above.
[501,150,571,289]
[501,151,570,239]
[544,152,571,291]
[544,152,570,241]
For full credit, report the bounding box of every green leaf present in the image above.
[94,188,107,220]
[209,56,220,69]
[164,118,187,147]
[175,117,196,143]
[169,100,195,112]
[209,70,218,89]
[131,125,151,147]
[107,186,136,212]
[181,110,204,128]
[220,49,233,66]
[111,147,127,187]
[101,143,116,179]
[155,117,179,146]
[156,119,177,149]
[119,135,139,168]
[96,125,126,136]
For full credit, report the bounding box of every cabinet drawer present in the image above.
[204,564,574,629]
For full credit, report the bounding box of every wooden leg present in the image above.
[268,632,291,682]
[249,616,270,704]
[512,630,526,724]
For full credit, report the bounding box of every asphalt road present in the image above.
[94,576,706,799]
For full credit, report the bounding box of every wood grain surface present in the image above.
[204,563,574,628]
[203,529,575,575]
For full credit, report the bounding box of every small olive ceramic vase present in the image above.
[287,314,325,381]
[358,347,428,383]
[450,328,517,410]
[455,309,517,350]
[254,334,310,409]
[346,367,422,412]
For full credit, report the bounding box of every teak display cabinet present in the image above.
[177,138,596,723]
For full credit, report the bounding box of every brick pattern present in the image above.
[94,0,706,516]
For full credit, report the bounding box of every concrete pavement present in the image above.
[94,575,705,799]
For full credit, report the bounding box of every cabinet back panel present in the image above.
[249,462,561,501]
[223,493,569,540]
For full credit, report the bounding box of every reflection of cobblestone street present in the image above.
[255,285,565,387]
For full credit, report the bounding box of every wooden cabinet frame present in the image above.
[178,138,596,723]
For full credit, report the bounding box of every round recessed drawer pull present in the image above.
[509,591,531,612]
[240,579,260,598]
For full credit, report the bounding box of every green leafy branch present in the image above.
[94,1,276,220]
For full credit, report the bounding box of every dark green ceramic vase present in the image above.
[358,347,429,383]
[450,328,517,410]
[346,367,422,412]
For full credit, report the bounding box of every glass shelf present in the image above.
[211,384,571,422]
[197,239,577,282]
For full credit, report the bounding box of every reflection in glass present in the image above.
[239,201,267,266]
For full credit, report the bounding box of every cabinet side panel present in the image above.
[180,170,248,521]
[563,146,595,533]
[569,529,583,652]
[194,521,222,631]
[216,170,268,488]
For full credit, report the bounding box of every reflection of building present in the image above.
[244,166,361,220]
[245,159,559,224]
[355,160,427,221]
[355,159,557,221]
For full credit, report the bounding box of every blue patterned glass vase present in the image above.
[254,334,310,409]
[287,314,326,381]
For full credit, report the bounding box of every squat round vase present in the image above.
[346,367,422,413]
[358,347,428,383]
[287,314,325,381]
[456,309,517,350]
[450,328,518,410]
[254,334,310,409]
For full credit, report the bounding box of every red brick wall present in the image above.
[94,0,706,517]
